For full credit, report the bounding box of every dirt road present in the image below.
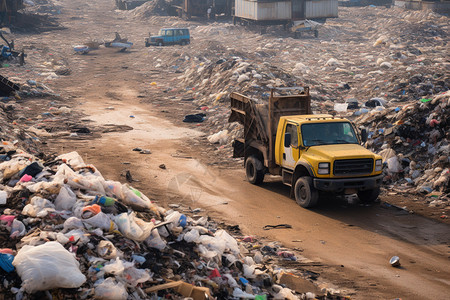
[15,0,450,299]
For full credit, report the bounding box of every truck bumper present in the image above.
[313,174,383,192]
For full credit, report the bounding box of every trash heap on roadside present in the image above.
[129,0,171,19]
[356,91,450,205]
[0,146,342,299]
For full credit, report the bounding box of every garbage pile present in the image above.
[0,147,340,299]
[129,0,172,19]
[177,55,313,151]
[21,0,63,16]
[358,91,450,205]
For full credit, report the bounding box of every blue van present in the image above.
[145,28,190,47]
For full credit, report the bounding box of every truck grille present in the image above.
[333,158,373,176]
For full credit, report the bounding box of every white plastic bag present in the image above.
[114,212,154,241]
[56,151,86,170]
[94,277,128,300]
[104,180,125,200]
[63,216,84,231]
[55,185,77,211]
[22,196,55,218]
[334,103,348,112]
[82,212,115,231]
[145,229,166,250]
[122,184,152,211]
[10,219,26,238]
[207,130,229,145]
[387,156,401,173]
[184,229,200,243]
[121,266,151,287]
[215,229,240,254]
[12,241,86,292]
[103,257,125,275]
[54,164,106,195]
[97,240,118,259]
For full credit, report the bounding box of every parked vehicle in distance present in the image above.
[145,28,190,47]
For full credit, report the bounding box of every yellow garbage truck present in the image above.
[229,87,383,207]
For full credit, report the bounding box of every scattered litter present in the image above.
[390,256,401,267]
[263,224,293,230]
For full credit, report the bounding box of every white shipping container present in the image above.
[306,0,338,19]
[235,0,291,20]
[234,0,338,21]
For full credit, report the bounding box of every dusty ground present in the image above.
[2,0,449,299]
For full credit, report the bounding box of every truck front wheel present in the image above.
[245,156,264,185]
[294,177,319,208]
[357,188,380,203]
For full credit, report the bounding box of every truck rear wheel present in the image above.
[294,176,319,208]
[245,156,264,185]
[357,188,380,203]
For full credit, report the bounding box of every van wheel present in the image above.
[158,41,163,46]
[294,176,318,208]
[357,188,380,203]
[245,156,264,185]
[181,40,186,46]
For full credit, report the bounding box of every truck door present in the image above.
[282,123,300,170]
[166,29,174,43]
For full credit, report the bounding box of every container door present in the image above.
[291,0,306,20]
[282,123,300,170]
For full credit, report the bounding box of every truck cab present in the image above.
[145,28,190,47]
[276,115,383,207]
[229,87,383,208]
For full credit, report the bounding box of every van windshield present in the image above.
[301,122,358,147]
[158,29,164,35]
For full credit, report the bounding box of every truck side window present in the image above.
[286,124,298,147]
[167,30,173,36]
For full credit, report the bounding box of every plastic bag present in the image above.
[104,180,125,200]
[215,229,240,254]
[55,185,77,211]
[54,164,106,195]
[56,151,86,170]
[184,228,200,243]
[1,159,28,180]
[97,240,118,259]
[63,217,84,231]
[82,212,115,231]
[12,241,86,293]
[103,257,125,275]
[64,229,91,244]
[387,156,401,173]
[207,130,229,145]
[145,229,166,250]
[10,219,26,238]
[94,277,128,300]
[122,184,152,211]
[114,212,154,241]
[334,103,348,112]
[22,196,55,218]
[121,266,151,287]
[0,190,7,205]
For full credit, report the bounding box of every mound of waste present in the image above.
[0,146,344,299]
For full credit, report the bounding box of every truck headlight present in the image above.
[375,159,382,172]
[318,162,330,175]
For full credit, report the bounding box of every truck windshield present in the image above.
[301,122,358,146]
[158,29,164,35]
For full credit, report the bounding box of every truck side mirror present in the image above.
[360,128,368,143]
[284,132,291,147]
